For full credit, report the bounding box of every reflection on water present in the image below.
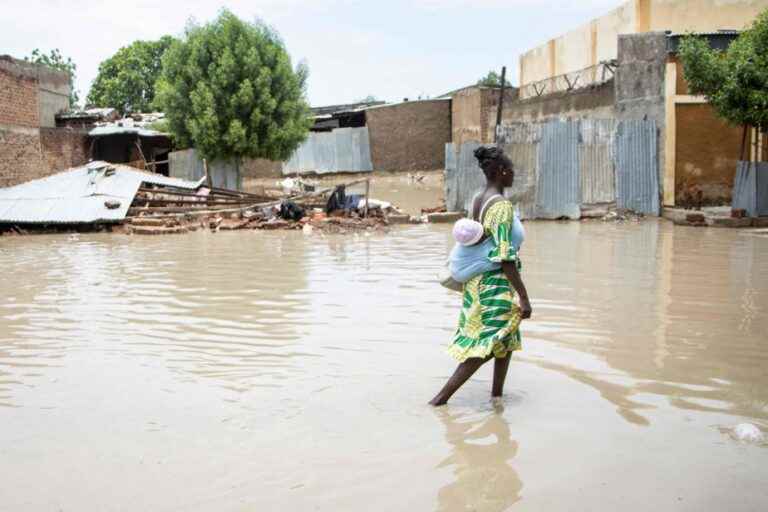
[520,221,768,428]
[1,220,767,511]
[435,400,522,512]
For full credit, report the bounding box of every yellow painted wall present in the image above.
[519,0,768,87]
[648,0,767,32]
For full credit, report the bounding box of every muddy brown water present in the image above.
[1,221,767,511]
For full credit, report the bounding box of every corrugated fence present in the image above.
[733,161,768,217]
[445,119,659,218]
[615,120,659,215]
[283,127,373,175]
[169,149,241,190]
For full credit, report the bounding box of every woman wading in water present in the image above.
[430,146,532,406]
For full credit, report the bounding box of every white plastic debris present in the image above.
[279,177,297,194]
[302,224,313,236]
[732,423,764,443]
[358,198,392,210]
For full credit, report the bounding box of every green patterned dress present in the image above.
[447,200,522,362]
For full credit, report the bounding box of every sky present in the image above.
[2,0,619,107]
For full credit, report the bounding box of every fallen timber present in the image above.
[123,176,410,235]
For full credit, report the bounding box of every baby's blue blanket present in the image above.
[448,215,524,283]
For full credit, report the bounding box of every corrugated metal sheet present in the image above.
[444,142,484,213]
[499,123,540,219]
[444,143,458,211]
[733,161,768,217]
[449,118,657,219]
[579,119,615,204]
[536,121,580,219]
[169,149,241,190]
[283,127,373,175]
[89,126,166,138]
[616,120,660,215]
[0,161,203,224]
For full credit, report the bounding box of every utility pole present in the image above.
[494,66,507,144]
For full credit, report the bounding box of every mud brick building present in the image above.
[0,55,88,188]
[365,98,451,172]
[445,85,518,148]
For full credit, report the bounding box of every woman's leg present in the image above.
[492,353,512,397]
[429,355,492,406]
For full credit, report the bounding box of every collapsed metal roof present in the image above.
[0,161,204,224]
[310,101,385,117]
[57,107,118,120]
[89,125,167,138]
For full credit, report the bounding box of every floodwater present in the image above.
[1,221,767,511]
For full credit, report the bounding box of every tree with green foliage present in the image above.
[87,36,175,115]
[678,10,768,133]
[477,70,504,88]
[26,48,78,107]
[155,10,312,162]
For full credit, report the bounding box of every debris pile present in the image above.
[580,204,646,223]
[600,209,645,223]
[0,162,423,237]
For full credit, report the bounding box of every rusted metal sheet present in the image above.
[616,120,659,215]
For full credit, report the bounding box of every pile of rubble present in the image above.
[123,206,393,236]
[0,162,415,237]
[580,205,646,223]
[123,176,405,235]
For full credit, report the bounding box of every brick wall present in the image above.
[496,80,615,126]
[0,128,88,188]
[452,88,482,147]
[40,128,89,174]
[453,87,518,146]
[675,104,744,205]
[0,67,39,128]
[0,128,43,188]
[365,99,451,171]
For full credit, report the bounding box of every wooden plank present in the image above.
[132,198,254,206]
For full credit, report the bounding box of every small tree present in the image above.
[477,70,504,88]
[156,10,312,162]
[87,36,175,115]
[26,49,78,107]
[678,10,768,134]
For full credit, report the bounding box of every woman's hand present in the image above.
[519,296,532,320]
[501,261,532,320]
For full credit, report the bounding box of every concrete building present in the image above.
[0,55,88,188]
[519,0,768,99]
[499,0,768,207]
